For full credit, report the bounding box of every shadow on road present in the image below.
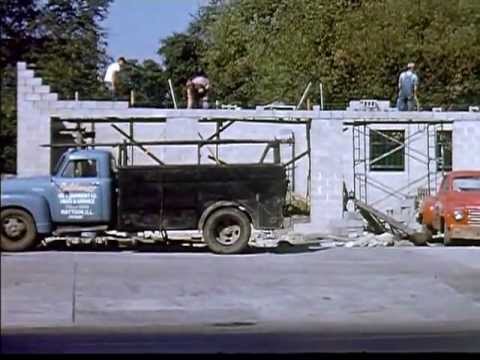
[3,329,480,353]
[25,241,327,255]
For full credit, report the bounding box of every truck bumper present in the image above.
[449,225,480,241]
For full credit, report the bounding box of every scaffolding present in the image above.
[47,114,312,206]
[344,118,453,213]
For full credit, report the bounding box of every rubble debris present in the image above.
[323,232,414,248]
[394,240,416,247]
[255,229,417,249]
[354,200,415,237]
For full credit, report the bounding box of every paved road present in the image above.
[2,247,480,352]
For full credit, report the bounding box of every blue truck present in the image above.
[1,148,288,254]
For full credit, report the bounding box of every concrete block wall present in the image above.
[17,63,53,177]
[294,118,348,233]
[354,122,447,226]
[453,119,480,170]
[340,116,460,227]
[16,62,129,176]
[16,62,310,194]
[211,122,309,194]
[89,120,309,194]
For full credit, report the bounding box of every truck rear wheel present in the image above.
[203,208,251,254]
[1,209,38,251]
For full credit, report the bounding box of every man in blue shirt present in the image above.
[397,62,419,111]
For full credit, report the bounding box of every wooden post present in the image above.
[168,79,177,109]
[130,90,135,106]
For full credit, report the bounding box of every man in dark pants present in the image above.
[104,57,126,99]
[397,62,419,111]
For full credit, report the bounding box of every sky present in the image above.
[102,0,206,63]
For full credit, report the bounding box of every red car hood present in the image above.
[445,192,480,208]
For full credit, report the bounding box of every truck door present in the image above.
[50,158,105,223]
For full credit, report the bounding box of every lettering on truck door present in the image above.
[50,159,104,222]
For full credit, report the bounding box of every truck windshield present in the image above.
[52,153,66,176]
[452,177,480,192]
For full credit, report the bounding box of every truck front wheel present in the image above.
[203,208,251,254]
[443,222,453,246]
[1,209,38,251]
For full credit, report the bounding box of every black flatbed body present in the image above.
[116,163,288,232]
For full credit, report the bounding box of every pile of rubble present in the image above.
[270,230,418,249]
[308,232,416,249]
[287,210,420,248]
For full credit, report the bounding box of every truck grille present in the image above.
[467,207,480,225]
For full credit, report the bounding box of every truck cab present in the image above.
[1,149,115,251]
[1,148,287,254]
[48,149,114,224]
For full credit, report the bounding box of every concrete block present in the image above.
[131,108,169,117]
[27,78,42,86]
[113,102,129,109]
[45,101,61,109]
[459,112,480,121]
[79,101,100,109]
[25,94,41,101]
[411,112,433,120]
[34,85,50,94]
[52,109,75,118]
[331,113,347,121]
[17,85,34,94]
[55,101,79,109]
[17,62,27,70]
[93,101,116,109]
[41,93,58,101]
[17,78,32,86]
[32,101,49,110]
[18,70,34,78]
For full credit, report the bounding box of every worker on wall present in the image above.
[397,62,419,111]
[186,69,210,109]
[104,57,126,99]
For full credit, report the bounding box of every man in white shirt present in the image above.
[104,57,126,97]
[397,62,419,111]
[186,69,210,109]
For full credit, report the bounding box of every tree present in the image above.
[115,59,169,107]
[158,33,201,108]
[197,0,480,109]
[0,0,113,173]
[157,0,228,107]
[32,0,112,99]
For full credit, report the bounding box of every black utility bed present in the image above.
[116,164,287,231]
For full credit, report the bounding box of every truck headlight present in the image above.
[453,209,465,221]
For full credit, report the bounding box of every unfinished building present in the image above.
[15,62,480,235]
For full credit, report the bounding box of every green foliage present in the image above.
[0,0,112,173]
[165,0,480,109]
[0,66,18,173]
[2,0,480,173]
[157,0,227,107]
[32,0,112,99]
[0,0,41,67]
[115,59,168,107]
[158,33,201,107]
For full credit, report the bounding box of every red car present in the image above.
[418,171,480,245]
